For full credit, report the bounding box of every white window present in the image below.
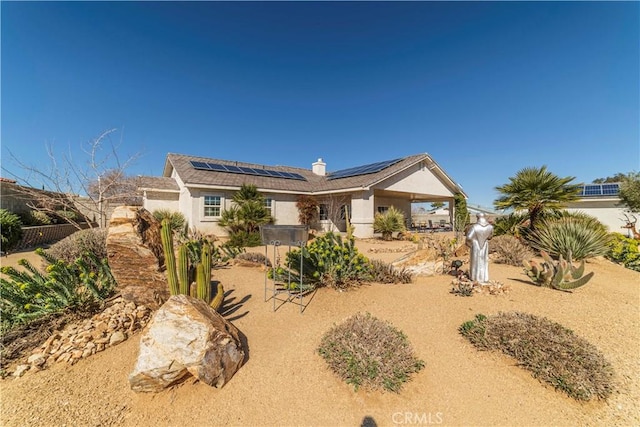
[204,195,222,217]
[264,198,273,215]
[319,204,328,221]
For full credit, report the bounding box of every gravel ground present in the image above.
[1,239,638,427]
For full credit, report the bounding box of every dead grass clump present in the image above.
[235,251,271,266]
[318,312,424,392]
[489,234,533,266]
[369,260,413,284]
[459,312,614,401]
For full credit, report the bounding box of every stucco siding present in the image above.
[566,199,628,234]
[143,191,180,214]
[378,163,451,197]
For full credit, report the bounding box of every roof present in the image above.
[137,176,180,192]
[145,152,466,197]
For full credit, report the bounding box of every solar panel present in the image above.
[602,184,620,195]
[579,183,620,197]
[191,161,211,170]
[327,158,403,180]
[189,161,306,181]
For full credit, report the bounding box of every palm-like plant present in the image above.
[373,206,406,241]
[219,184,273,247]
[494,166,581,230]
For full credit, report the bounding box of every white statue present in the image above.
[465,213,494,283]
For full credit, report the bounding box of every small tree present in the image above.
[218,184,272,247]
[494,166,581,231]
[618,172,640,213]
[454,193,470,237]
[296,195,318,226]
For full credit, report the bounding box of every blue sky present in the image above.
[2,1,638,209]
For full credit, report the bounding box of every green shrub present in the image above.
[606,232,640,272]
[373,206,406,241]
[492,212,528,237]
[54,209,78,223]
[218,184,273,248]
[283,232,372,290]
[524,214,610,260]
[226,230,262,248]
[152,209,186,233]
[490,234,534,266]
[318,312,424,392]
[0,209,23,253]
[30,210,53,225]
[47,228,108,266]
[459,312,614,401]
[0,248,116,328]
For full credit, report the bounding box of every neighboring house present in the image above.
[139,153,467,238]
[566,183,628,234]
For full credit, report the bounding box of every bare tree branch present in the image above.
[2,129,143,229]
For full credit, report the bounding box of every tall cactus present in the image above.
[161,218,179,295]
[196,263,209,302]
[202,243,212,294]
[209,282,225,312]
[178,244,190,295]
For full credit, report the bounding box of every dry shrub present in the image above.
[459,312,614,401]
[235,251,272,267]
[47,228,108,264]
[318,312,424,392]
[369,260,413,284]
[489,234,533,266]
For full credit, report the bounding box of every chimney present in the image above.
[312,158,326,176]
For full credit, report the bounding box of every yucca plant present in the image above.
[373,206,406,241]
[524,214,610,261]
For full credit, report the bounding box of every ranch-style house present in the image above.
[138,153,467,238]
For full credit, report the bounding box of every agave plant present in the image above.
[523,250,594,291]
[524,214,610,260]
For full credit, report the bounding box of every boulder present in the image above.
[106,206,169,309]
[129,295,245,392]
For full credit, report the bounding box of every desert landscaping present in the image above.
[1,234,638,427]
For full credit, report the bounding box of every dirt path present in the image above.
[1,239,639,426]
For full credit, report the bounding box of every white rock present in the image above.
[13,364,30,377]
[129,295,245,392]
[109,331,126,346]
